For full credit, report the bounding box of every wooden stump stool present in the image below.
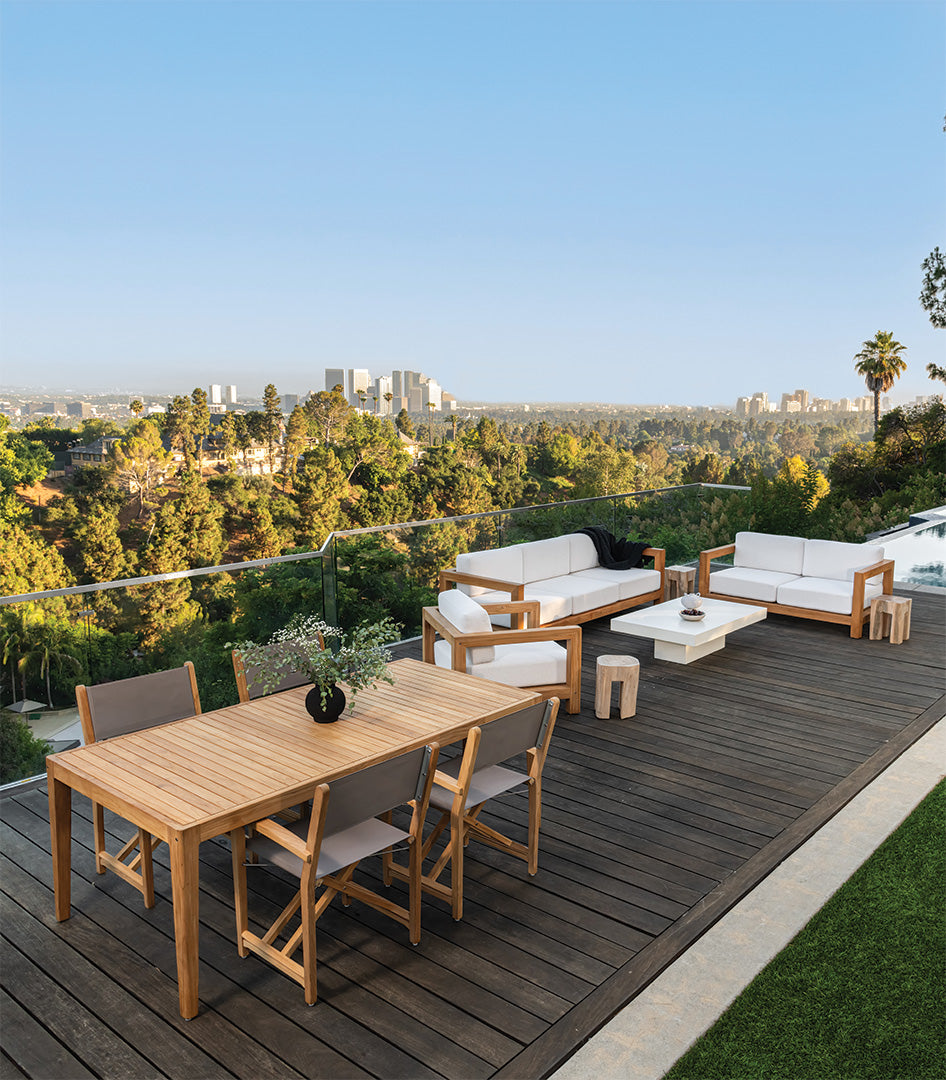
[595,655,640,719]
[869,595,912,644]
[665,565,697,602]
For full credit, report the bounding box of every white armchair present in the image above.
[421,589,582,713]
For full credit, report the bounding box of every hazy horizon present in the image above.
[1,2,943,405]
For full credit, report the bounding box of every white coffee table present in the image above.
[611,598,767,664]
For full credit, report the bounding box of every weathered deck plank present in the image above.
[2,590,943,1079]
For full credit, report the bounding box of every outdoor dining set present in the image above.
[46,530,901,1019]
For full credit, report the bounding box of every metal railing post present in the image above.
[322,536,339,627]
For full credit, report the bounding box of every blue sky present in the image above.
[1,0,943,406]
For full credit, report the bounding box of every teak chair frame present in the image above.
[75,661,201,908]
[230,743,440,1005]
[421,599,581,713]
[386,698,558,921]
[231,635,323,704]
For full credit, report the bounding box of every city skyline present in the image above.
[1,2,943,404]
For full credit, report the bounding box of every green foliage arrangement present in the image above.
[233,615,399,710]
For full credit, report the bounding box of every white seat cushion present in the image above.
[574,567,661,602]
[437,589,495,663]
[434,638,567,688]
[567,532,601,572]
[456,546,524,596]
[776,576,884,616]
[802,539,886,582]
[733,532,807,576]
[520,536,572,583]
[709,567,800,603]
[538,574,620,616]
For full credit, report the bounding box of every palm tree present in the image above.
[129,398,144,418]
[426,402,437,445]
[853,331,907,431]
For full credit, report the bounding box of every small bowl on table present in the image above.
[680,593,705,621]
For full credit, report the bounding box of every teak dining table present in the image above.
[47,658,539,1019]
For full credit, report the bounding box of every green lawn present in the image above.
[662,778,945,1080]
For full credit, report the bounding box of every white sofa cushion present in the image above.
[776,576,884,616]
[733,532,806,576]
[802,539,886,582]
[567,532,601,573]
[574,566,661,602]
[539,574,621,615]
[709,567,800,603]
[434,639,567,688]
[521,536,572,583]
[467,588,572,627]
[456,546,524,596]
[437,589,495,663]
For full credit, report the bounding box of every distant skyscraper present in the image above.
[325,368,345,393]
[392,370,403,398]
[225,385,238,404]
[376,375,393,414]
[348,369,370,406]
[281,394,299,412]
[748,392,768,416]
[209,384,223,404]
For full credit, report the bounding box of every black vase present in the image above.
[304,684,346,724]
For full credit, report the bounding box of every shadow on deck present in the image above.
[2,591,944,1079]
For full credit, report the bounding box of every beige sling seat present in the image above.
[75,662,202,908]
[230,742,440,1005]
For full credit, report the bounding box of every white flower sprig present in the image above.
[233,615,399,710]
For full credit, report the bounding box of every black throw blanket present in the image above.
[575,526,650,570]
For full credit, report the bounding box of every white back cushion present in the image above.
[567,532,600,572]
[437,589,495,663]
[802,540,885,582]
[521,536,572,582]
[733,532,806,576]
[456,546,525,595]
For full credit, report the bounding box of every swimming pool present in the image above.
[879,517,946,589]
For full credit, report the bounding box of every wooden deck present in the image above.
[3,591,944,1080]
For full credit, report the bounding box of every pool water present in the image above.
[880,519,946,588]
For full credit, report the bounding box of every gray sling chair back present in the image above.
[229,741,440,1005]
[231,636,323,704]
[385,697,559,921]
[75,662,202,908]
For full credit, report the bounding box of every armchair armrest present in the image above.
[253,817,312,863]
[699,543,735,594]
[481,599,542,628]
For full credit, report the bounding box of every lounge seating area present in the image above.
[439,532,665,627]
[699,531,895,638]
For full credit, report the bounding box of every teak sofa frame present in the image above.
[698,543,895,639]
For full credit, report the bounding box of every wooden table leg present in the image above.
[169,829,201,1019]
[47,770,72,922]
